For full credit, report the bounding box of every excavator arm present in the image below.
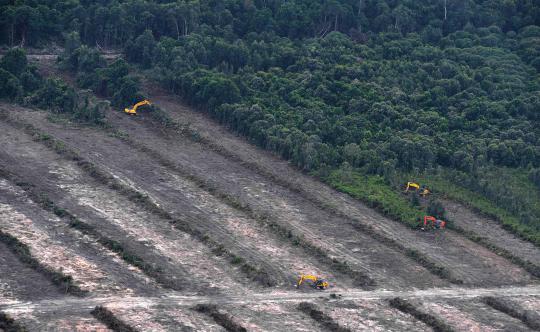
[297,274,318,287]
[124,99,151,115]
[297,274,328,289]
[405,182,420,192]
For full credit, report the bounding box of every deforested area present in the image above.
[0,0,539,330]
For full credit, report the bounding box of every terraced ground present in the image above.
[0,57,540,331]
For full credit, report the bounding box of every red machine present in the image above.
[422,216,446,230]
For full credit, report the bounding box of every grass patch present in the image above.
[298,302,351,332]
[0,312,27,332]
[389,297,454,332]
[327,172,423,228]
[417,173,540,247]
[140,110,509,285]
[91,306,137,332]
[194,304,247,332]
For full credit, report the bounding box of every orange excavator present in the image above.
[124,99,151,115]
[421,216,446,230]
[296,274,329,290]
[405,182,430,196]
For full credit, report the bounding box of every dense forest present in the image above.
[1,0,539,242]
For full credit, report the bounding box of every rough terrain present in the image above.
[0,57,539,330]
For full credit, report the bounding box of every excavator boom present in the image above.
[405,181,430,196]
[124,99,151,115]
[422,215,446,230]
[297,274,329,290]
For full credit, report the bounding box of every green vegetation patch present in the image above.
[418,171,540,247]
[327,170,424,228]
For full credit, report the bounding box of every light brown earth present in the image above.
[0,56,539,330]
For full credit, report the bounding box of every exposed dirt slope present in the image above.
[0,120,261,295]
[113,91,534,287]
[0,58,538,329]
[443,199,540,266]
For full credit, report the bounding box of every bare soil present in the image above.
[443,199,540,266]
[323,299,432,331]
[113,92,534,287]
[0,60,538,330]
[0,120,259,295]
[0,241,62,302]
[418,298,534,331]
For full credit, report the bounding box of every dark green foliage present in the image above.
[410,192,421,208]
[61,45,144,108]
[0,49,104,124]
[1,0,539,239]
[427,199,446,220]
[0,68,22,100]
[91,306,137,332]
[124,29,156,69]
[0,48,40,100]
[29,78,77,114]
[60,43,105,74]
[529,168,540,190]
[0,47,27,76]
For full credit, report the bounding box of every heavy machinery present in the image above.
[421,216,446,230]
[405,182,430,196]
[124,99,151,115]
[296,274,329,290]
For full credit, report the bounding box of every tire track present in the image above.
[2,285,539,315]
[144,95,536,287]
[0,108,342,290]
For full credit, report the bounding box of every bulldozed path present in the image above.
[0,179,162,297]
[0,109,351,291]
[443,199,540,267]
[0,120,267,294]
[0,57,538,329]
[2,285,539,315]
[417,298,534,331]
[139,86,529,285]
[106,91,535,287]
[0,241,62,302]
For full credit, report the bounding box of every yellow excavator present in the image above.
[124,99,151,115]
[404,182,430,196]
[296,274,329,290]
